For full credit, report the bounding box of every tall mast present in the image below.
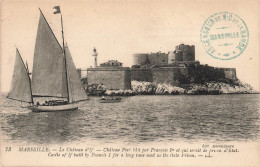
[27,65,34,104]
[61,13,70,102]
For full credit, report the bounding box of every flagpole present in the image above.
[60,13,70,102]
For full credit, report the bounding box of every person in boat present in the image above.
[97,83,106,90]
[88,86,93,95]
[44,100,49,106]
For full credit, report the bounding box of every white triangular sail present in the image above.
[65,44,88,102]
[31,11,68,98]
[7,49,33,103]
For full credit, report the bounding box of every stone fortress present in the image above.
[83,44,237,90]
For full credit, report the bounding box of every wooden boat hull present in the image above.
[28,104,78,112]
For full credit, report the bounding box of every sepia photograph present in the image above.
[1,0,259,166]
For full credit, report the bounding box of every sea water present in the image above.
[1,93,259,145]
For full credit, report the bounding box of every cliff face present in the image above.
[131,80,257,95]
[82,79,257,96]
[187,81,257,95]
[131,81,185,95]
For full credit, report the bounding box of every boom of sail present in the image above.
[7,49,33,103]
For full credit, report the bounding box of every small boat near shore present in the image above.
[187,89,221,95]
[100,96,121,103]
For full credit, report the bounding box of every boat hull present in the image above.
[28,104,78,112]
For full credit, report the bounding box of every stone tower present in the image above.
[92,47,98,68]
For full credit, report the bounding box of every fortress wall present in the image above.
[194,65,236,83]
[175,51,183,61]
[87,68,131,90]
[130,68,153,82]
[223,68,237,79]
[179,68,190,84]
[133,53,168,67]
[168,51,175,64]
[213,67,225,78]
[148,53,168,66]
[152,68,180,86]
[133,54,149,65]
[129,64,236,86]
[175,44,195,61]
[208,66,216,81]
[179,68,189,76]
[191,45,195,60]
[187,65,197,83]
[182,49,192,61]
[199,66,236,81]
[205,66,216,81]
[194,65,214,83]
[124,70,132,89]
[179,44,185,50]
[219,68,225,78]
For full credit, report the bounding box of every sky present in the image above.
[1,0,260,92]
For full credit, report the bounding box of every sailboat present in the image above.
[7,8,88,112]
[7,49,34,105]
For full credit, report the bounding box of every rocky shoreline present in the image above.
[84,80,258,96]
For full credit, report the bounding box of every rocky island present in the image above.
[78,44,258,96]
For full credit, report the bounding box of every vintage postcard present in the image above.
[1,0,259,166]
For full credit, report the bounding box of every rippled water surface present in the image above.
[1,93,259,145]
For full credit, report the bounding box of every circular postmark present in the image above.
[200,12,249,60]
